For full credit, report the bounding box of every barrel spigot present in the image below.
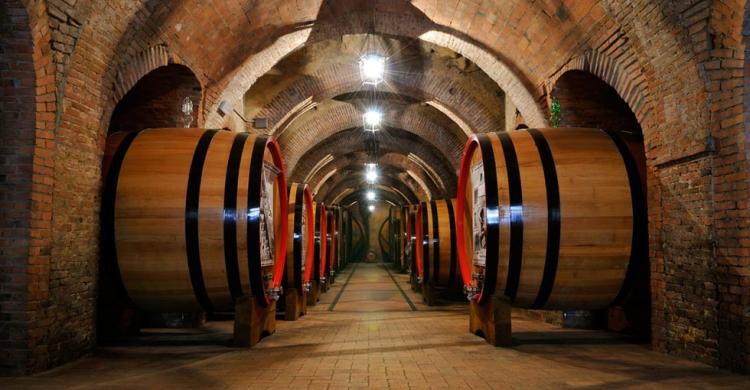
[472,272,484,281]
[464,285,480,301]
[263,273,274,281]
[329,270,335,277]
[302,282,312,293]
[416,276,423,283]
[267,286,283,301]
[320,276,326,283]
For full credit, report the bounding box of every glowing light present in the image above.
[368,205,375,212]
[365,163,378,183]
[363,109,382,132]
[359,54,386,86]
[366,191,375,200]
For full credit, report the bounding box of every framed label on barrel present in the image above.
[471,161,487,267]
[260,164,279,267]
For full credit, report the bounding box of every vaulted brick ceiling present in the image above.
[243,34,506,203]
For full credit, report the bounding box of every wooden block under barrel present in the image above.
[469,294,512,347]
[234,296,276,348]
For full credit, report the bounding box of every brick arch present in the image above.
[546,50,652,131]
[279,100,465,172]
[206,9,547,129]
[551,69,643,135]
[339,188,409,207]
[317,166,426,205]
[262,66,500,137]
[290,127,457,195]
[305,151,444,200]
[250,38,506,138]
[107,63,203,134]
[112,45,171,104]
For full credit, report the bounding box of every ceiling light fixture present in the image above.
[363,109,382,132]
[366,191,375,200]
[368,204,375,212]
[365,163,378,183]
[359,54,386,86]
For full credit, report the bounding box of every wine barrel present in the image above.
[102,128,289,312]
[283,182,315,295]
[456,128,646,310]
[415,199,462,290]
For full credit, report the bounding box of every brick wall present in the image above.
[0,0,35,375]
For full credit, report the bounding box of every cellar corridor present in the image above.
[1,263,748,388]
[4,0,750,386]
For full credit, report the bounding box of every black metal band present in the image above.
[313,204,321,282]
[326,211,333,273]
[430,200,440,283]
[292,185,304,291]
[604,129,647,305]
[101,130,143,305]
[409,211,419,276]
[247,135,269,304]
[420,202,429,283]
[476,134,499,302]
[446,198,457,285]
[223,132,249,299]
[185,129,218,312]
[527,129,561,309]
[496,132,524,301]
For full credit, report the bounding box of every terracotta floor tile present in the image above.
[2,263,748,389]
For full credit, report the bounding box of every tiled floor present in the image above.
[3,263,749,389]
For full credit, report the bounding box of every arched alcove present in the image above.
[552,70,650,340]
[108,64,202,134]
[98,63,203,341]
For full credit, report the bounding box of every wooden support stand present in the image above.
[282,288,307,321]
[469,294,512,347]
[422,282,436,306]
[410,274,421,292]
[234,296,276,347]
[307,281,321,306]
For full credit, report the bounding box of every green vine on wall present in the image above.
[550,96,561,128]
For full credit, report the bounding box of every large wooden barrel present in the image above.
[283,183,314,294]
[415,199,462,290]
[102,128,289,312]
[456,128,646,309]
